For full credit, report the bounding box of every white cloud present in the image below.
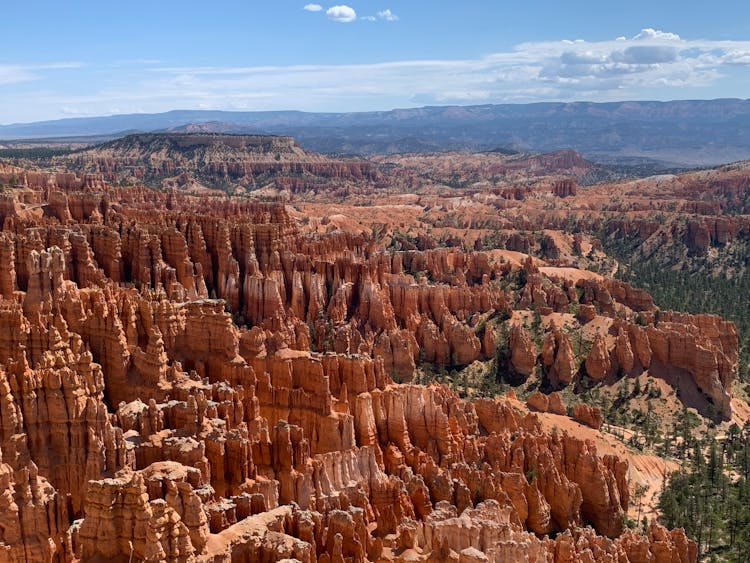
[4,30,750,122]
[303,4,322,12]
[378,9,398,22]
[560,51,607,65]
[720,50,750,65]
[361,16,376,22]
[634,28,681,41]
[143,30,748,106]
[613,45,679,64]
[326,5,356,23]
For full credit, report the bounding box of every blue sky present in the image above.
[2,1,750,124]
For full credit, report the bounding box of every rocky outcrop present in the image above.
[586,333,612,381]
[573,403,603,430]
[510,324,538,377]
[607,316,737,417]
[552,178,577,198]
[0,455,68,563]
[526,391,567,416]
[76,468,200,562]
[542,325,578,387]
[615,328,635,374]
[645,313,737,416]
[527,392,601,429]
[55,133,379,195]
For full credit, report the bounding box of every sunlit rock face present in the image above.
[0,162,710,562]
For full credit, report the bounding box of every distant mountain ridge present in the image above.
[2,99,750,165]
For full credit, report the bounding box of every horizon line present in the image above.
[2,96,750,129]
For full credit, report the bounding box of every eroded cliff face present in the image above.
[30,133,380,196]
[0,181,704,562]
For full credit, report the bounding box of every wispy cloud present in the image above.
[303,3,322,12]
[326,5,356,23]
[0,62,83,85]
[0,66,37,85]
[377,9,398,22]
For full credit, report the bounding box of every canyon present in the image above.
[1,135,748,562]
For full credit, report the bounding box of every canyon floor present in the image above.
[1,134,747,562]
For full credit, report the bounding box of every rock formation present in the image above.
[47,133,379,196]
[509,323,538,378]
[586,333,612,381]
[0,166,712,562]
[541,325,578,387]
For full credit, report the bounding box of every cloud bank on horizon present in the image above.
[3,28,750,123]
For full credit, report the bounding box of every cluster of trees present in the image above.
[660,422,750,561]
[575,379,666,450]
[0,146,73,160]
